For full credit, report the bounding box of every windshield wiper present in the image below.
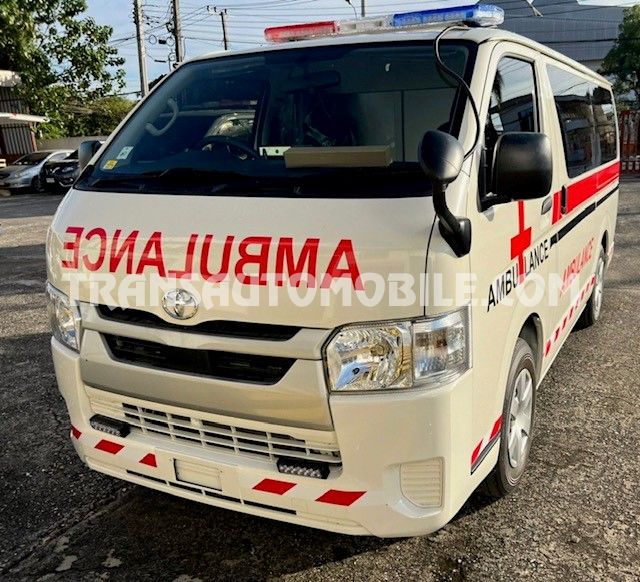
[84,167,292,195]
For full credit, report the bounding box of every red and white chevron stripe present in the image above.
[545,274,596,357]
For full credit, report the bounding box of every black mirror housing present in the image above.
[493,132,552,200]
[417,130,470,258]
[418,130,465,185]
[78,140,102,171]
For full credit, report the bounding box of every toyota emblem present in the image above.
[162,289,198,320]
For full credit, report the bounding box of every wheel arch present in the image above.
[518,313,543,382]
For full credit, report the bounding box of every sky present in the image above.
[85,0,638,95]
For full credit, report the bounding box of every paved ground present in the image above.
[0,186,638,581]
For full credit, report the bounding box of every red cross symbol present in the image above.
[510,200,532,284]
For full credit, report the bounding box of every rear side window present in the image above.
[547,66,616,178]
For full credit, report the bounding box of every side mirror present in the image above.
[418,130,464,186]
[493,132,552,200]
[78,140,102,171]
[418,130,470,258]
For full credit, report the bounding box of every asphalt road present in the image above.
[0,187,638,581]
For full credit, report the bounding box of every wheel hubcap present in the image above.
[507,368,533,469]
[593,256,605,319]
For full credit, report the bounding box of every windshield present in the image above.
[78,41,473,197]
[15,152,49,165]
[66,150,79,160]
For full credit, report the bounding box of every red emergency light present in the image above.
[264,21,338,43]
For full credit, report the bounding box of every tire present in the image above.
[31,175,43,193]
[578,246,605,328]
[482,337,536,499]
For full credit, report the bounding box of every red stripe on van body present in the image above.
[566,161,619,214]
[551,161,619,225]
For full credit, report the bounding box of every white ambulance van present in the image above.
[46,4,619,537]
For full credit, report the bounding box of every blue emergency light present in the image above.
[265,3,504,43]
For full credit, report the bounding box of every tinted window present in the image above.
[483,57,538,193]
[547,66,616,178]
[77,42,473,197]
[15,152,49,165]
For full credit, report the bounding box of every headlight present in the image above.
[46,283,82,352]
[12,170,28,178]
[325,306,470,392]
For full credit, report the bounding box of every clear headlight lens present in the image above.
[46,283,82,352]
[326,322,412,392]
[325,307,470,392]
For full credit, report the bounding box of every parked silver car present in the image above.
[0,150,72,194]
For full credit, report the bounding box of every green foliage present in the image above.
[601,5,640,105]
[0,0,126,137]
[66,96,135,136]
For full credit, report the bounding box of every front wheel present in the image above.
[31,175,43,193]
[482,337,536,499]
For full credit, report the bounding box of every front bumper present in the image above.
[0,176,31,189]
[52,336,477,537]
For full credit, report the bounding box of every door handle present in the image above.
[561,185,568,214]
[541,196,552,215]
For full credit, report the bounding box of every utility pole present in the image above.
[133,0,149,96]
[209,7,229,50]
[361,0,365,17]
[172,0,184,62]
[220,9,228,50]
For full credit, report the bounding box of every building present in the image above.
[494,0,624,71]
[0,70,46,164]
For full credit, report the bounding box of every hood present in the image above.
[45,160,78,169]
[0,164,36,176]
[48,189,435,328]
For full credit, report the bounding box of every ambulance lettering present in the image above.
[561,238,594,294]
[487,202,549,312]
[59,226,363,289]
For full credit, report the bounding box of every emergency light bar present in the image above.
[264,4,504,43]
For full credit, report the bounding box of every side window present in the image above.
[483,57,538,194]
[547,66,616,178]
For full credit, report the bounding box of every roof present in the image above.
[0,70,21,88]
[190,25,610,86]
[0,112,48,126]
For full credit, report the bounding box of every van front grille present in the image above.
[111,402,342,465]
[103,334,294,384]
[97,305,300,341]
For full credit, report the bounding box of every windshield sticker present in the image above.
[103,160,118,170]
[116,146,133,160]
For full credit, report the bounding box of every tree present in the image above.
[0,0,126,137]
[66,96,135,136]
[600,5,640,105]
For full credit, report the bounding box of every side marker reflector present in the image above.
[253,478,296,495]
[95,439,124,455]
[316,489,365,506]
[140,453,157,467]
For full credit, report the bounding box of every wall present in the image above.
[37,136,108,151]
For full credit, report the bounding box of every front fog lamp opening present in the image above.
[277,458,330,479]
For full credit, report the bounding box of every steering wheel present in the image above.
[195,135,259,160]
